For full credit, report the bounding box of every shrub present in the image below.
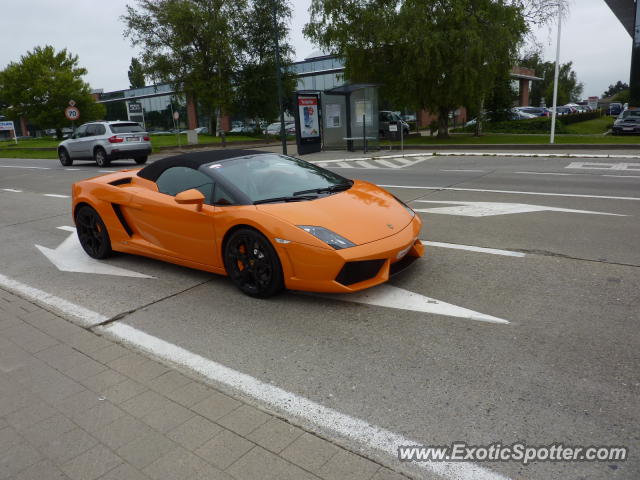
[482,116,567,134]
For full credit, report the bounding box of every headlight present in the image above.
[297,226,356,250]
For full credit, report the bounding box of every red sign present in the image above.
[65,106,80,121]
[298,98,317,106]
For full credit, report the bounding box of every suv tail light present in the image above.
[143,136,150,141]
[108,135,124,143]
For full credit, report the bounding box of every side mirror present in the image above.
[175,188,205,211]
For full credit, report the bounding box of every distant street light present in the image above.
[550,5,562,145]
[273,0,287,155]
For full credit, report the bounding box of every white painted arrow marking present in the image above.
[318,284,509,324]
[35,227,153,278]
[413,200,626,217]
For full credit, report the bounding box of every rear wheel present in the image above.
[224,228,284,298]
[135,156,148,165]
[75,206,112,259]
[94,147,110,168]
[58,148,72,166]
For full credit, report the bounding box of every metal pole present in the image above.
[550,6,562,144]
[363,114,367,154]
[400,118,404,152]
[273,0,287,155]
[630,1,640,106]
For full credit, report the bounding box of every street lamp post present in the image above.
[272,0,287,155]
[550,5,562,145]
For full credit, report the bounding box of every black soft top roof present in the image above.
[137,149,271,182]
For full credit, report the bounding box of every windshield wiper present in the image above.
[293,181,353,196]
[254,195,318,205]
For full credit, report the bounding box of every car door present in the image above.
[67,124,88,158]
[77,124,98,158]
[124,166,218,266]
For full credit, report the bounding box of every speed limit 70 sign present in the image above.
[65,106,80,121]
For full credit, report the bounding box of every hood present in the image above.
[257,180,414,245]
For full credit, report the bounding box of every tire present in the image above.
[135,156,148,165]
[94,147,110,168]
[58,148,73,167]
[223,228,284,298]
[75,205,112,259]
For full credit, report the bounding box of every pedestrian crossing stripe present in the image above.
[314,156,432,169]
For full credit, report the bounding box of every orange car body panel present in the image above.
[72,169,424,293]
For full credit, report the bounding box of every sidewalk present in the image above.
[0,288,405,480]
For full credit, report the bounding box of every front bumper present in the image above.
[277,215,424,293]
[612,124,640,135]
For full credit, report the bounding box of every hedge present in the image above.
[470,110,603,134]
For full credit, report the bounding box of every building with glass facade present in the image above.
[291,52,346,92]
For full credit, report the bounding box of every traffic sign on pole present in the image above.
[65,106,80,121]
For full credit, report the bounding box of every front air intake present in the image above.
[335,260,385,286]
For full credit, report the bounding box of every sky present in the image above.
[0,0,632,99]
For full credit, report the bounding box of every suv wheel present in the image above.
[58,148,73,167]
[94,147,110,168]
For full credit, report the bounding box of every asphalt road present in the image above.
[0,151,638,480]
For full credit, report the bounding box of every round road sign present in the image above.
[65,106,80,121]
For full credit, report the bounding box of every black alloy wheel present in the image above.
[59,148,73,166]
[224,228,284,298]
[75,206,112,259]
[94,147,110,168]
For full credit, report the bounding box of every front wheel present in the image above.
[223,228,284,298]
[75,206,112,259]
[94,147,110,168]
[59,148,73,166]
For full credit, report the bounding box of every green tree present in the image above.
[123,0,246,133]
[603,81,629,98]
[613,89,630,104]
[520,52,583,106]
[0,46,105,138]
[233,0,297,127]
[305,0,527,137]
[128,57,146,88]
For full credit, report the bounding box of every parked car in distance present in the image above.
[57,121,151,167]
[180,127,209,134]
[611,108,640,135]
[607,103,623,116]
[515,107,550,117]
[548,106,574,116]
[379,111,410,137]
[465,109,536,127]
[264,122,295,136]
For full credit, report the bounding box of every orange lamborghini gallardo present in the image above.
[71,150,424,297]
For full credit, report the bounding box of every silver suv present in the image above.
[58,121,152,167]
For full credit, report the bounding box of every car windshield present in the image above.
[110,123,144,133]
[620,110,640,119]
[207,154,351,203]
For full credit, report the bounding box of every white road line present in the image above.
[336,161,351,168]
[422,241,526,257]
[102,322,508,480]
[355,160,379,169]
[1,188,22,193]
[441,169,486,172]
[65,168,81,171]
[515,171,640,179]
[0,165,51,170]
[566,161,640,171]
[43,194,70,198]
[0,273,108,327]
[514,171,573,176]
[413,200,626,217]
[379,185,640,201]
[318,284,509,324]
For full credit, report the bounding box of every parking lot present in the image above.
[0,150,638,480]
